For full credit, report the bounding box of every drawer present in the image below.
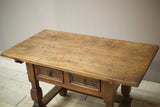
[35,65,63,83]
[68,73,100,92]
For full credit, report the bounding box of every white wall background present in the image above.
[0,0,58,50]
[0,0,160,82]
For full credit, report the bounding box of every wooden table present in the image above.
[1,30,159,107]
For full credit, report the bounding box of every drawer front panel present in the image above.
[69,73,100,92]
[36,65,63,83]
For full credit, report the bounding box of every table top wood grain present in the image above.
[1,29,159,87]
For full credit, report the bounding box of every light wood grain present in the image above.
[1,30,159,87]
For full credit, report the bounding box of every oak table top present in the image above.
[1,29,159,87]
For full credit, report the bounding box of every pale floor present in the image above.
[0,55,160,107]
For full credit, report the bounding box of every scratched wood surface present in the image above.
[1,30,159,87]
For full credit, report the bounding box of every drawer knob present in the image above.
[47,71,53,77]
[82,79,86,84]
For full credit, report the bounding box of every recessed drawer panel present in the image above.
[68,73,100,92]
[35,65,63,83]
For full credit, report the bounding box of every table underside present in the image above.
[26,63,132,107]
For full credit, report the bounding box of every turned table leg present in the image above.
[102,81,116,107]
[59,88,67,97]
[26,63,45,107]
[119,85,132,107]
